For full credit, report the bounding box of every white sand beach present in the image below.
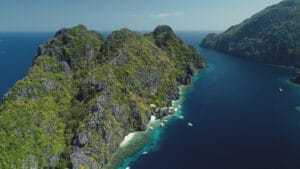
[120,133,136,147]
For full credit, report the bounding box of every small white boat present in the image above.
[149,126,154,130]
[125,167,130,169]
[174,108,179,112]
[179,115,184,119]
[178,105,181,108]
[279,87,283,92]
[163,119,168,123]
[187,122,193,127]
[160,122,164,127]
[142,151,148,155]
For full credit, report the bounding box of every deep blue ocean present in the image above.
[1,32,300,169]
[0,32,54,102]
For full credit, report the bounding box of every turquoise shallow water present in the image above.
[112,73,203,169]
[106,82,197,169]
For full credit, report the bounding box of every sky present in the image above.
[0,0,282,32]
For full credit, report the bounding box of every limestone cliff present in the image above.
[0,25,206,168]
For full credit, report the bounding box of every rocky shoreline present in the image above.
[106,72,200,169]
[0,25,206,169]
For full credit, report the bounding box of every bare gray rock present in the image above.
[109,50,129,65]
[73,132,90,147]
[42,79,62,92]
[70,147,99,169]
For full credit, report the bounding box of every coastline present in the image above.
[269,63,300,86]
[283,77,300,89]
[104,70,201,169]
[120,133,136,147]
[118,115,157,148]
[267,63,300,72]
[281,77,300,113]
[289,79,300,87]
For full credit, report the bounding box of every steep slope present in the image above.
[0,25,206,168]
[201,0,300,67]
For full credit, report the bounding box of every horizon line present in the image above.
[0,29,224,33]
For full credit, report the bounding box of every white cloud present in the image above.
[128,14,142,18]
[129,11,185,19]
[149,11,185,18]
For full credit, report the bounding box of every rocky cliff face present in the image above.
[0,25,206,168]
[201,0,300,67]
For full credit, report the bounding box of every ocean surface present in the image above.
[117,32,300,169]
[0,32,54,102]
[0,31,300,169]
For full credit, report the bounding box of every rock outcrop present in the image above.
[0,25,206,168]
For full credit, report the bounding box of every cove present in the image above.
[115,32,300,169]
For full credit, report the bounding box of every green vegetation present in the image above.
[0,25,206,168]
[201,0,300,67]
[0,56,75,168]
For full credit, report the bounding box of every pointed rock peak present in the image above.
[72,24,88,31]
[108,28,141,41]
[55,24,88,37]
[153,25,175,36]
[119,28,133,32]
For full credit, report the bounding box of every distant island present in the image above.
[201,0,300,84]
[0,25,206,168]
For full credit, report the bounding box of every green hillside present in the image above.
[0,25,206,168]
